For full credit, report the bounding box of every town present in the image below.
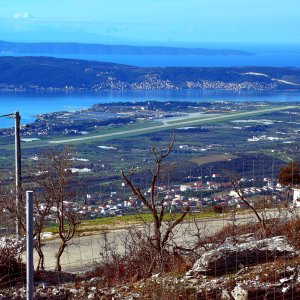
[1,100,300,225]
[62,172,293,221]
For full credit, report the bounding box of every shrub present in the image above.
[0,237,25,287]
[86,228,191,287]
[212,205,223,214]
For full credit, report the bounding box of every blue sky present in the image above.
[0,0,299,45]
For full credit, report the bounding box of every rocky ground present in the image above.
[1,234,300,299]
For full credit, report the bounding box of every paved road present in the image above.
[28,210,282,272]
[48,105,296,144]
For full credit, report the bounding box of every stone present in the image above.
[110,288,116,295]
[279,278,290,284]
[231,285,248,300]
[186,236,294,276]
[88,293,96,299]
[221,289,231,300]
[37,281,50,288]
[282,286,290,293]
[151,273,160,278]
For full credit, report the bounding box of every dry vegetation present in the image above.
[1,212,300,299]
[1,147,300,299]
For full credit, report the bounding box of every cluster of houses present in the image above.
[53,174,299,220]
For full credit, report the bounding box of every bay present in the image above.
[1,89,300,128]
[1,45,300,128]
[1,52,300,68]
[2,42,300,68]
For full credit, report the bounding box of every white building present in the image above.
[180,185,191,192]
[293,188,300,207]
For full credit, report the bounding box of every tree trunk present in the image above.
[35,236,45,271]
[286,185,292,208]
[35,247,45,271]
[55,242,67,272]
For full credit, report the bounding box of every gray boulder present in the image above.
[187,236,294,276]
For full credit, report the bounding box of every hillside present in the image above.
[0,40,251,56]
[0,56,300,92]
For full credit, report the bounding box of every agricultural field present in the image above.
[0,101,300,196]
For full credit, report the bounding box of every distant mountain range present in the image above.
[0,56,299,92]
[0,40,252,56]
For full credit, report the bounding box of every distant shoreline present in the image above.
[0,40,252,56]
[1,90,300,129]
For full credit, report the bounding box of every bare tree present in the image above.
[0,173,25,234]
[34,149,81,271]
[231,176,266,235]
[121,134,189,274]
[20,163,54,271]
[31,189,53,271]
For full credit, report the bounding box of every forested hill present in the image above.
[0,56,300,92]
[0,40,251,56]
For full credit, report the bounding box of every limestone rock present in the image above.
[187,236,294,276]
[231,285,248,300]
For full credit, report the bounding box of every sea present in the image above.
[1,47,300,128]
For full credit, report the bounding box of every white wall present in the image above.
[293,189,300,207]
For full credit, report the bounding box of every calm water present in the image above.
[2,52,300,68]
[2,41,300,68]
[1,89,300,128]
[1,45,300,128]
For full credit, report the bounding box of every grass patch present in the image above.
[190,154,239,165]
[43,211,220,234]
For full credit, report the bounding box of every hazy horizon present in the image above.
[0,0,299,47]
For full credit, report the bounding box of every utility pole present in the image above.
[15,112,22,237]
[0,111,22,236]
[26,191,34,300]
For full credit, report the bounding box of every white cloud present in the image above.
[14,12,33,19]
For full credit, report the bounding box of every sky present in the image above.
[0,0,299,46]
